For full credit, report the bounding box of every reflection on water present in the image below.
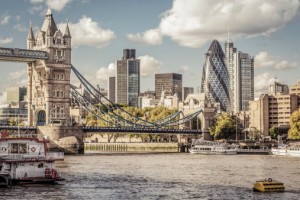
[1,154,300,199]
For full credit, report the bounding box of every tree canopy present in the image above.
[209,112,238,140]
[85,106,179,142]
[288,108,300,139]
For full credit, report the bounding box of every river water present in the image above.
[1,153,300,200]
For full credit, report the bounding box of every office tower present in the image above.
[269,81,289,95]
[6,87,27,104]
[224,37,236,111]
[116,49,140,107]
[108,77,116,103]
[155,73,183,102]
[200,40,230,112]
[183,87,194,101]
[234,51,254,112]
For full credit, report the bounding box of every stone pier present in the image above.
[37,125,84,154]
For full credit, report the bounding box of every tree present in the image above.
[288,109,300,139]
[269,126,278,139]
[209,112,237,140]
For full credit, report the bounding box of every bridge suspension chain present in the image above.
[71,65,204,128]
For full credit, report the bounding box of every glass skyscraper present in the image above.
[201,40,230,112]
[116,49,140,107]
[234,51,254,112]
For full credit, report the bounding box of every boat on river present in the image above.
[271,143,300,157]
[253,178,285,192]
[0,133,64,187]
[189,139,237,155]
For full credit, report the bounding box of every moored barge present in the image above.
[0,134,64,187]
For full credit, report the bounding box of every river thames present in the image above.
[1,153,300,199]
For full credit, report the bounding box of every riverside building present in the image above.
[247,81,298,136]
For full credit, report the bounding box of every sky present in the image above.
[0,0,300,104]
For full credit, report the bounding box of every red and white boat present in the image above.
[0,132,64,186]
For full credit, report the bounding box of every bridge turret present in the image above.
[27,23,35,49]
[63,22,71,64]
[46,21,53,47]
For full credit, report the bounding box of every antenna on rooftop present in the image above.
[227,27,230,42]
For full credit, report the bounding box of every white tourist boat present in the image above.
[0,133,64,186]
[189,139,237,155]
[271,143,300,157]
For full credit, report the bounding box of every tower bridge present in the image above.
[0,8,212,153]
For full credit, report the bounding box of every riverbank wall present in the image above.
[84,143,187,153]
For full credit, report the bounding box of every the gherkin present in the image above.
[201,40,230,112]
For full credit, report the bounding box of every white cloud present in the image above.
[179,65,190,73]
[30,0,44,3]
[46,0,72,12]
[95,55,162,85]
[0,15,10,25]
[29,0,71,12]
[254,72,277,97]
[255,51,296,70]
[127,29,162,45]
[128,0,300,47]
[8,69,27,80]
[58,16,116,48]
[138,55,163,77]
[0,37,13,45]
[96,63,116,84]
[14,24,28,32]
[28,5,44,15]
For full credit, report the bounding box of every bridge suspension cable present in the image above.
[71,64,203,128]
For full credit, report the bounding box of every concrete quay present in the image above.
[84,142,190,153]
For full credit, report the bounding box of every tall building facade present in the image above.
[155,73,182,102]
[234,51,254,112]
[269,81,289,95]
[201,40,230,112]
[6,87,27,104]
[27,8,71,125]
[225,39,236,111]
[108,77,116,103]
[116,49,140,107]
[183,87,194,101]
[224,36,254,113]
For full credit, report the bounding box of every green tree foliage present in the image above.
[288,109,300,139]
[85,105,178,142]
[209,112,237,140]
[269,126,278,139]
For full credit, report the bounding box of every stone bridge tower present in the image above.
[27,8,71,126]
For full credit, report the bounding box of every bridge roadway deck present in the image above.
[0,125,200,135]
[0,125,37,131]
[82,126,201,134]
[0,47,48,62]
